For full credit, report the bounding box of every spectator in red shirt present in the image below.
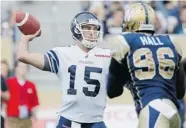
[5,61,39,128]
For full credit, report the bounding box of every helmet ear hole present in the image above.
[74,27,80,34]
[97,26,101,31]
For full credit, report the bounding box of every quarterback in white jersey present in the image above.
[17,12,111,128]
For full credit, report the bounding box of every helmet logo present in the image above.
[88,19,99,25]
[124,7,132,22]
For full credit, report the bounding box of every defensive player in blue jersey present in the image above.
[107,3,185,128]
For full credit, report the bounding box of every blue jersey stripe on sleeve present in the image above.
[48,51,59,69]
[48,54,56,73]
[50,50,59,67]
[47,53,55,73]
[46,52,59,73]
[45,54,53,72]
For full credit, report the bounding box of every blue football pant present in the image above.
[56,116,107,128]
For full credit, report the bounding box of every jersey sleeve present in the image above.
[111,35,130,63]
[44,48,60,74]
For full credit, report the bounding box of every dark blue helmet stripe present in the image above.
[141,3,149,24]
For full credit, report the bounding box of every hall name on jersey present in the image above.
[140,36,163,46]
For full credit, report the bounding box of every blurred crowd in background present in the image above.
[1,1,186,128]
[81,1,186,36]
[1,1,186,69]
[2,1,186,42]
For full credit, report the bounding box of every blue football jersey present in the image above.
[113,32,182,115]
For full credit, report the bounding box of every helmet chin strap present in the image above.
[81,39,97,49]
[72,35,97,49]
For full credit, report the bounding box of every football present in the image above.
[16,11,41,36]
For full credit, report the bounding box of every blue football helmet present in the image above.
[71,12,101,49]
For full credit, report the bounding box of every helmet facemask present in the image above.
[75,22,101,49]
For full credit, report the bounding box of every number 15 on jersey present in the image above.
[67,65,102,97]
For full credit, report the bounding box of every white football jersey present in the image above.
[45,45,112,123]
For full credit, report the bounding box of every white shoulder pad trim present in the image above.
[112,35,130,62]
[121,32,131,35]
[117,35,130,50]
